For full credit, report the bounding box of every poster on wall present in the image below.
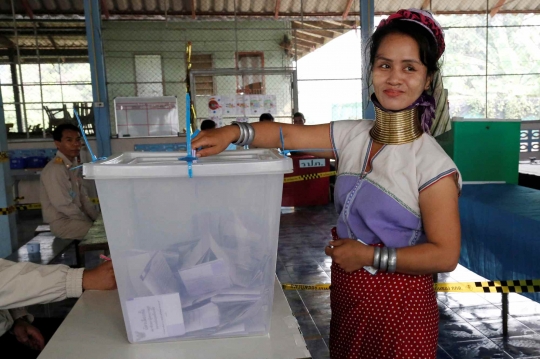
[114,96,179,137]
[211,116,225,128]
[249,95,263,116]
[236,95,246,117]
[208,96,223,117]
[242,96,252,117]
[221,96,236,116]
[263,95,276,114]
[210,94,277,117]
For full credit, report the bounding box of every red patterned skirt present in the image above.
[329,263,439,359]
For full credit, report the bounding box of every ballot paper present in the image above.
[126,293,185,342]
[131,251,178,296]
[211,286,261,304]
[178,258,232,297]
[184,302,220,333]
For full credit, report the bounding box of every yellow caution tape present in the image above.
[283,171,336,184]
[435,279,540,293]
[0,151,9,162]
[282,284,331,291]
[1,198,100,215]
[16,203,42,211]
[282,279,540,293]
[0,205,16,216]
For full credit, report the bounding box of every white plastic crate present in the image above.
[83,149,292,343]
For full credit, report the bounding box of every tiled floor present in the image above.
[12,206,540,358]
[276,205,540,359]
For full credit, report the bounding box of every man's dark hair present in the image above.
[259,113,274,122]
[200,119,217,131]
[52,123,81,142]
[293,112,304,119]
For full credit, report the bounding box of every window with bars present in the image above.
[236,52,265,95]
[191,54,214,96]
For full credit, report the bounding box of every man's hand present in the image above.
[13,319,45,351]
[324,239,374,273]
[82,260,117,291]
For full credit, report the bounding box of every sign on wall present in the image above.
[114,96,179,137]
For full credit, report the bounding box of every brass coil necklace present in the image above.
[369,106,423,145]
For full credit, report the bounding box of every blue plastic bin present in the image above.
[10,157,25,169]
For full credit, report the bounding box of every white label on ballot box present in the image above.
[126,293,185,342]
[299,158,325,168]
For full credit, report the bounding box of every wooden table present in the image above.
[37,278,311,359]
[76,216,108,267]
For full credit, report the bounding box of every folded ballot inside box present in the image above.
[83,149,292,343]
[119,211,274,342]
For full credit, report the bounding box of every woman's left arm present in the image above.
[394,175,461,275]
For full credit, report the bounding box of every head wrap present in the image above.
[374,9,445,134]
[377,9,445,60]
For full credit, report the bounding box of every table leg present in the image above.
[75,242,85,268]
[74,240,84,268]
[502,292,509,337]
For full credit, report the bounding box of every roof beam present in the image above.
[490,0,507,17]
[38,21,59,50]
[100,0,110,19]
[304,21,346,33]
[47,35,58,50]
[0,34,14,48]
[0,28,86,36]
[292,37,317,50]
[0,49,87,57]
[292,42,312,52]
[21,0,34,19]
[191,0,196,19]
[295,31,325,45]
[324,20,356,29]
[292,22,335,39]
[342,0,354,19]
[274,0,280,19]
[421,0,431,11]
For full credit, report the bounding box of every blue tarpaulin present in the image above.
[459,184,540,302]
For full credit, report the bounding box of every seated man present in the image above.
[200,119,216,131]
[0,259,116,359]
[292,112,306,125]
[40,124,99,239]
[259,113,274,122]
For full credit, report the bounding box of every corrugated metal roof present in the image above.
[1,0,539,20]
[1,0,539,62]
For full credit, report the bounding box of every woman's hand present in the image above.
[191,126,240,158]
[13,319,45,351]
[325,239,374,273]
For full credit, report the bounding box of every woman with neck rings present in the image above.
[192,9,461,359]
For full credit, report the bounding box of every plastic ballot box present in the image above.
[83,149,292,343]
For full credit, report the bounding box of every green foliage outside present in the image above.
[439,13,540,121]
